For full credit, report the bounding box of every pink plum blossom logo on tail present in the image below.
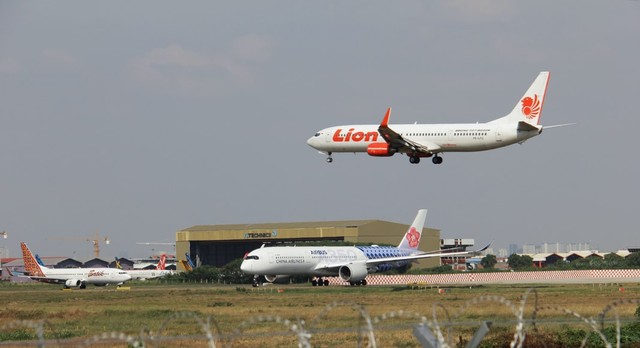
[405,227,420,248]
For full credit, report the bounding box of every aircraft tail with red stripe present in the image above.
[156,254,167,270]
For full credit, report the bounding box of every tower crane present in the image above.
[47,233,110,258]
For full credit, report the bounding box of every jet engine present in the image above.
[65,279,82,288]
[264,275,290,284]
[366,143,396,157]
[338,262,368,282]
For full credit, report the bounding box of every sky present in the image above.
[1,1,639,260]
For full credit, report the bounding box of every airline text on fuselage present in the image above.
[332,129,378,142]
[88,270,105,277]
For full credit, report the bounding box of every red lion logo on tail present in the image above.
[405,227,420,248]
[521,94,541,120]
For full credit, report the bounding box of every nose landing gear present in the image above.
[326,152,333,163]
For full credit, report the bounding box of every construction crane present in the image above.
[47,233,110,258]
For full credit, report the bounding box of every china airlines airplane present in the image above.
[20,242,131,289]
[307,72,571,164]
[240,209,489,286]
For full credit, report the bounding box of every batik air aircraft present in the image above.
[240,209,489,286]
[20,242,131,289]
[307,72,569,164]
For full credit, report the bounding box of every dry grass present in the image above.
[0,281,638,347]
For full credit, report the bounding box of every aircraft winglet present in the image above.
[380,107,392,128]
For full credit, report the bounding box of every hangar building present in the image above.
[175,218,441,270]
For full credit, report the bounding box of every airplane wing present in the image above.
[314,243,491,272]
[365,247,483,267]
[25,276,68,284]
[378,108,441,155]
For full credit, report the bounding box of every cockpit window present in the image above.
[244,255,259,260]
[314,132,321,137]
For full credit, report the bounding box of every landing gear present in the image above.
[432,155,443,164]
[311,277,329,286]
[409,156,420,164]
[349,279,367,286]
[326,152,333,163]
[252,275,261,287]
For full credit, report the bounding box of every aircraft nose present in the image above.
[306,136,316,148]
[240,260,251,273]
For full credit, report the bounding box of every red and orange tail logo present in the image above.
[20,242,45,277]
[405,227,420,249]
[157,254,166,270]
[521,94,541,120]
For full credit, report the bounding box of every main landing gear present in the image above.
[408,154,443,164]
[349,279,367,286]
[311,277,329,286]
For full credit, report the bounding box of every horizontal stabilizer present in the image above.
[517,121,541,132]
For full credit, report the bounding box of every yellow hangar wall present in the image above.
[175,220,441,270]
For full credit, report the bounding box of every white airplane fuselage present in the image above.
[308,123,540,154]
[124,269,174,280]
[39,268,132,286]
[241,245,412,277]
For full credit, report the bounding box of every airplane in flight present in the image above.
[19,242,131,289]
[307,71,571,164]
[115,254,175,280]
[240,209,489,286]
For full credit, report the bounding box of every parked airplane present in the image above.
[307,72,571,164]
[240,209,489,286]
[115,254,174,280]
[20,242,131,289]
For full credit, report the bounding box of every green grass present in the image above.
[0,281,638,347]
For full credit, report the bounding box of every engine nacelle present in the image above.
[366,143,395,157]
[65,279,81,288]
[338,262,368,282]
[264,275,290,284]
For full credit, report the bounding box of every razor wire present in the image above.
[1,291,639,348]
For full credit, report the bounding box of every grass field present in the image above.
[1,281,639,347]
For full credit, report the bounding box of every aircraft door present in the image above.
[495,128,503,143]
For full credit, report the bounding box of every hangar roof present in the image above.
[181,219,379,232]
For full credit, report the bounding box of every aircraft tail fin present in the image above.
[114,257,122,269]
[490,71,550,126]
[20,242,46,277]
[156,254,167,270]
[397,209,428,250]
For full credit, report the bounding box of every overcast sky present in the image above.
[1,1,638,259]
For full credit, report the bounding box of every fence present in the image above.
[2,288,639,348]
